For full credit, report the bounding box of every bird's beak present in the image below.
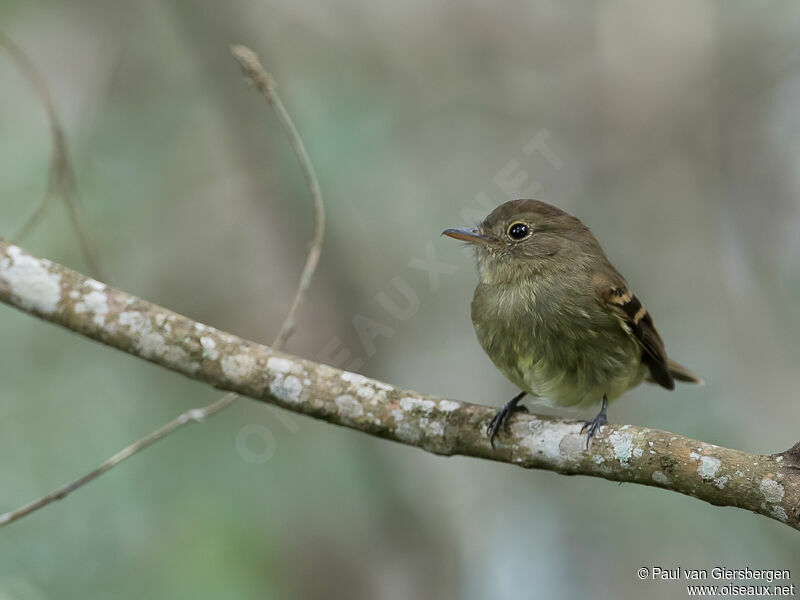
[442,227,493,245]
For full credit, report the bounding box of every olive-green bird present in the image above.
[443,199,702,446]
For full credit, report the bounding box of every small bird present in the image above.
[443,199,702,446]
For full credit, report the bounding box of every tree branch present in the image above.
[1,240,798,531]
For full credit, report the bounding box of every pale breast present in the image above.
[471,280,645,408]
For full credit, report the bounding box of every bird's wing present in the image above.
[593,272,675,390]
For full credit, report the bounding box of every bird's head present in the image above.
[443,199,602,285]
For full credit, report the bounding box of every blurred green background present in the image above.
[1,1,799,598]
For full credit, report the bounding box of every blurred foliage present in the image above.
[1,1,799,599]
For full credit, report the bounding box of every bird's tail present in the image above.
[667,359,704,386]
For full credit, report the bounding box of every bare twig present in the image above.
[230,44,326,346]
[0,395,236,527]
[0,45,325,527]
[0,30,104,279]
[1,239,798,532]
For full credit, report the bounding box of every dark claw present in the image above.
[580,413,607,445]
[487,391,527,448]
[581,394,609,448]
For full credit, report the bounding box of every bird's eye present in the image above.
[507,222,531,241]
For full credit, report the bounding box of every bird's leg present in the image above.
[487,390,528,448]
[581,394,609,447]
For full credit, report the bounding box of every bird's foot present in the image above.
[487,391,527,448]
[580,395,609,448]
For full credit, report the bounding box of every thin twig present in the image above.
[0,30,104,280]
[230,44,326,347]
[0,45,325,528]
[14,164,58,241]
[0,394,237,527]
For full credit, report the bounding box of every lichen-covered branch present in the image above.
[1,239,798,532]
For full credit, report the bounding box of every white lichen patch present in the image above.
[418,417,431,433]
[1,245,61,313]
[760,477,785,503]
[222,353,258,383]
[115,309,196,367]
[356,386,375,400]
[337,371,388,402]
[118,311,147,333]
[689,451,700,461]
[633,447,644,458]
[609,431,633,464]
[335,394,364,420]
[714,475,730,489]
[85,278,106,291]
[593,455,605,465]
[267,356,296,374]
[426,420,445,437]
[395,421,421,444]
[270,375,303,405]
[652,470,671,485]
[518,424,583,466]
[559,434,584,457]
[164,345,196,371]
[438,400,461,412]
[528,419,543,431]
[74,290,109,327]
[520,429,563,462]
[399,396,435,414]
[200,336,219,360]
[139,332,168,359]
[697,456,721,480]
[340,371,369,386]
[771,505,789,522]
[341,371,392,390]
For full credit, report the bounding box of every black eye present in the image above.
[507,222,531,241]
